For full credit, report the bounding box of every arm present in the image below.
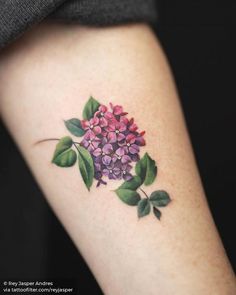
[0,23,235,295]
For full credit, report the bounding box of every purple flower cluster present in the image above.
[81,103,145,186]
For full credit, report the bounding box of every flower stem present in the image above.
[73,142,81,152]
[139,187,149,199]
[34,138,80,145]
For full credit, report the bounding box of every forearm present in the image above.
[0,23,235,294]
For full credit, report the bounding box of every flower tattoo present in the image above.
[37,97,171,220]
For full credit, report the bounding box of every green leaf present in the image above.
[150,190,171,207]
[82,96,100,120]
[153,207,161,220]
[64,118,85,137]
[76,145,94,190]
[115,189,141,206]
[52,136,73,159]
[118,176,142,190]
[135,153,157,186]
[53,150,77,167]
[52,136,77,167]
[137,199,151,218]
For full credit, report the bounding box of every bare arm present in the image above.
[0,23,235,295]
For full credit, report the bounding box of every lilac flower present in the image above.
[118,163,133,181]
[93,143,113,166]
[119,134,140,154]
[81,116,102,135]
[95,105,115,127]
[94,169,107,187]
[102,162,122,180]
[106,121,126,143]
[81,131,101,152]
[127,118,138,132]
[135,131,146,146]
[110,103,128,116]
[112,147,131,164]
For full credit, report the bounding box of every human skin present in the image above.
[0,23,235,294]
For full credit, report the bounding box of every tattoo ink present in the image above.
[36,97,171,220]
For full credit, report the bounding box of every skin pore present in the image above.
[0,23,235,294]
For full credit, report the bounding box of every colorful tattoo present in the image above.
[37,97,171,220]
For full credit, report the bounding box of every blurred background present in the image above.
[0,0,235,294]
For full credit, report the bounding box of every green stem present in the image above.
[139,187,149,199]
[73,142,81,152]
[35,138,81,145]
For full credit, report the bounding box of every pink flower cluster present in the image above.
[81,103,145,186]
